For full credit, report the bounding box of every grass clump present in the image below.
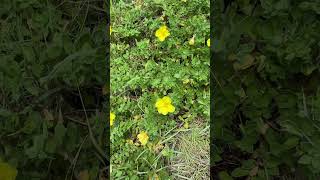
[169,120,210,180]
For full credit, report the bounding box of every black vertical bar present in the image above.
[210,0,214,179]
[106,0,111,178]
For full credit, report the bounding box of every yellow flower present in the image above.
[155,96,175,115]
[134,115,141,120]
[137,131,149,146]
[155,25,170,42]
[110,26,112,35]
[0,162,17,180]
[207,38,210,47]
[188,36,195,45]
[183,122,189,129]
[110,112,116,126]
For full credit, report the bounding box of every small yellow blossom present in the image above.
[110,112,116,126]
[110,26,112,35]
[155,25,170,42]
[134,115,141,120]
[189,36,195,45]
[155,96,175,115]
[207,38,210,47]
[183,122,189,129]
[137,131,149,146]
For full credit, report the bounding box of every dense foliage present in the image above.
[0,0,108,179]
[212,0,320,179]
[110,0,209,179]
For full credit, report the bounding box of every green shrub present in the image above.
[213,0,320,179]
[0,0,107,178]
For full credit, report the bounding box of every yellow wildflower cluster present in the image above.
[111,13,209,150]
[110,96,175,146]
[154,25,210,48]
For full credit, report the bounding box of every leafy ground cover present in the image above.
[0,0,108,179]
[212,0,320,179]
[110,0,210,179]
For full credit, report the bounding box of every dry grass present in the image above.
[168,119,210,180]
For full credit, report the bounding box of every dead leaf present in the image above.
[249,166,259,177]
[78,170,90,180]
[233,54,255,70]
[43,109,54,121]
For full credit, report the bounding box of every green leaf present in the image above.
[24,79,40,96]
[54,121,67,146]
[283,137,299,150]
[46,45,62,59]
[299,155,312,165]
[22,112,42,134]
[219,171,233,180]
[22,46,35,62]
[25,135,46,159]
[231,168,250,177]
[312,157,320,170]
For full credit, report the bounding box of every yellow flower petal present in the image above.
[207,38,210,47]
[167,104,175,113]
[137,131,149,146]
[155,98,162,108]
[183,122,189,129]
[110,112,116,126]
[155,96,175,115]
[189,36,195,45]
[158,107,169,115]
[155,25,170,42]
[162,96,172,104]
